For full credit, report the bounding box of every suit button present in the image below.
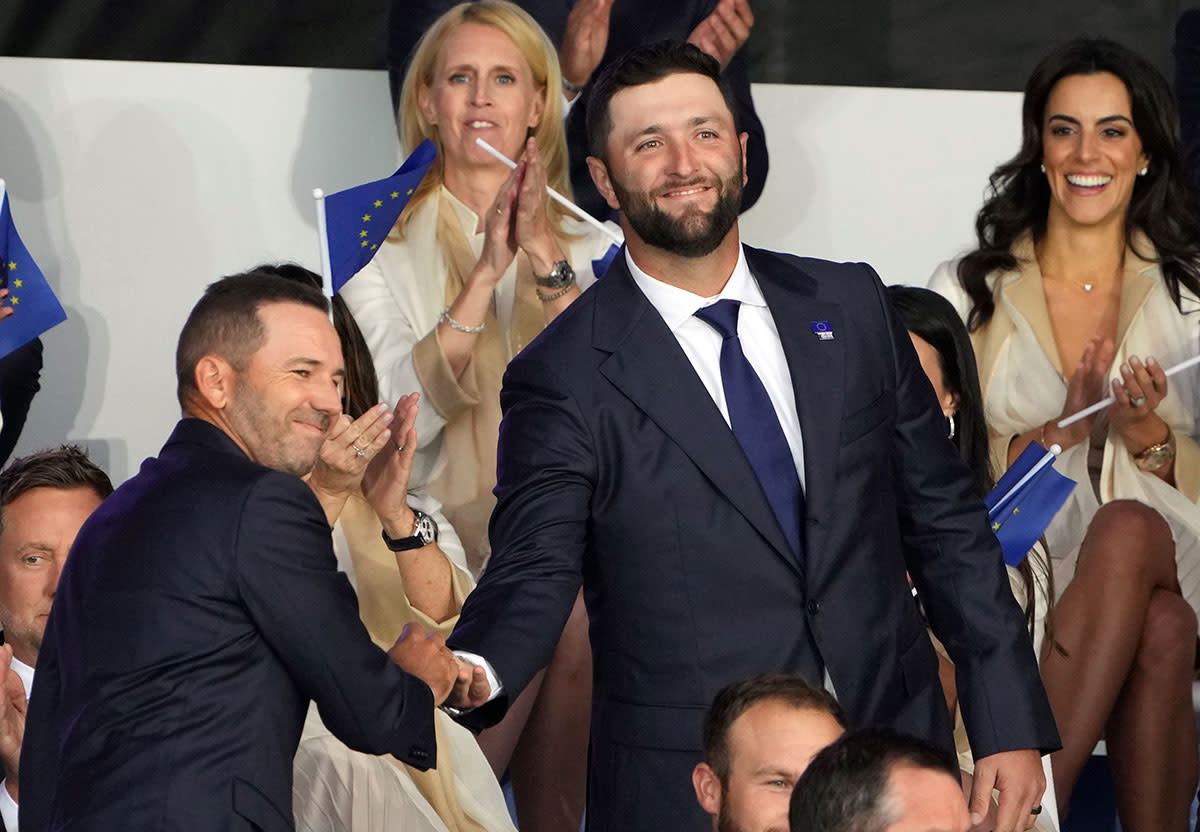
[806,599,821,615]
[409,747,429,762]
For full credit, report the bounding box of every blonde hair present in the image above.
[396,0,574,233]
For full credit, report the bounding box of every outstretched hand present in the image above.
[387,622,461,705]
[969,748,1045,832]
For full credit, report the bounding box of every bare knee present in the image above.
[1136,589,1198,676]
[1079,501,1176,581]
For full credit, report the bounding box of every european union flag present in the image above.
[0,193,67,360]
[985,441,1076,566]
[591,243,620,278]
[324,139,437,294]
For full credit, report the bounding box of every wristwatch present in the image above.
[381,507,438,551]
[534,259,576,289]
[1133,429,1176,473]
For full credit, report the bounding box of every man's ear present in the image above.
[692,762,723,816]
[194,355,236,410]
[586,156,622,212]
[739,132,749,186]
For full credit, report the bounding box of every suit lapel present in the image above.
[593,256,801,573]
[749,250,845,560]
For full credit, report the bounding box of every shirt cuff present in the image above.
[0,777,18,831]
[451,651,504,703]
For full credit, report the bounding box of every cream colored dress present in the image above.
[339,188,617,572]
[928,234,1200,616]
[292,494,517,832]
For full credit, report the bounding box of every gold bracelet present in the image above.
[439,307,485,334]
[535,284,573,302]
[1039,421,1050,448]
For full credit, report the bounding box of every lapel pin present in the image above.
[811,321,835,341]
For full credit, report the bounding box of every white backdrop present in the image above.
[0,57,1022,482]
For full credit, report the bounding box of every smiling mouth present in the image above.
[467,120,497,129]
[1065,174,1112,188]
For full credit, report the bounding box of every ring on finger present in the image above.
[352,444,366,457]
[1130,395,1147,408]
[396,441,405,452]
[1030,805,1043,816]
[495,206,503,215]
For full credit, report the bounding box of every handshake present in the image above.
[388,622,492,710]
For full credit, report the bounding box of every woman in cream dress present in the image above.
[929,39,1200,830]
[337,4,616,827]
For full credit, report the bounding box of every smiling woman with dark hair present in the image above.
[929,37,1200,830]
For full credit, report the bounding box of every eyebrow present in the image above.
[1046,113,1133,126]
[750,766,796,779]
[445,62,520,76]
[289,357,346,379]
[630,115,722,140]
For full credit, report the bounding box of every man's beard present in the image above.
[716,793,788,832]
[611,166,743,259]
[226,381,330,477]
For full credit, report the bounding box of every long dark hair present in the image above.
[958,38,1200,331]
[889,286,1048,634]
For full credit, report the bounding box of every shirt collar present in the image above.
[625,244,763,332]
[12,654,33,700]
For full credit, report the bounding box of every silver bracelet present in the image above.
[535,284,573,302]
[439,307,485,334]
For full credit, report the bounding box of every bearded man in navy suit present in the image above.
[444,42,1059,832]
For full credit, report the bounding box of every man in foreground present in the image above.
[692,674,845,832]
[789,732,971,832]
[446,41,1057,831]
[20,273,479,830]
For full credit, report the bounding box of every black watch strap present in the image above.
[381,507,438,551]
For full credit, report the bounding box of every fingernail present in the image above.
[1121,363,1131,375]
[376,402,389,412]
[970,812,984,826]
[1130,356,1142,368]
[1147,356,1159,367]
[381,412,393,424]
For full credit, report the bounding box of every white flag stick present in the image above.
[0,179,6,213]
[989,443,1062,520]
[1057,353,1200,429]
[312,188,335,321]
[474,137,624,246]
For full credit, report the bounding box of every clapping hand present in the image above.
[560,0,615,95]
[0,289,13,322]
[362,393,420,538]
[1110,354,1168,436]
[0,645,26,801]
[688,0,754,69]
[1052,334,1115,449]
[306,403,394,525]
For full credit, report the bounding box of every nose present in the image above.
[1077,130,1100,163]
[46,559,63,598]
[666,140,699,178]
[470,76,491,107]
[313,377,344,424]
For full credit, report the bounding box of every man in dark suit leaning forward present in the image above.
[19,273,485,830]
[444,42,1060,832]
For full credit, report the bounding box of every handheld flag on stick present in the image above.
[985,441,1076,566]
[0,181,68,360]
[314,139,438,297]
[591,243,620,279]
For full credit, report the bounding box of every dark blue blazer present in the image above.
[448,246,1058,831]
[19,419,437,831]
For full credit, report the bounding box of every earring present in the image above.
[947,413,956,440]
[1039,163,1046,173]
[1138,166,1149,176]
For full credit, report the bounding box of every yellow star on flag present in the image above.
[13,280,22,288]
[7,262,14,271]
[370,244,377,250]
[362,214,372,222]
[406,188,413,195]
[10,297,19,305]
[359,230,368,238]
[373,200,383,207]
[390,191,400,199]
[361,240,369,248]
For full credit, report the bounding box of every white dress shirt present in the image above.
[459,244,810,703]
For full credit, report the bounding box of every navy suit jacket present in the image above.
[448,246,1059,831]
[19,419,437,831]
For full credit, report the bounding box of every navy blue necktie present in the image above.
[695,299,806,557]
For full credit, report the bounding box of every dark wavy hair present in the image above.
[889,286,1049,635]
[958,38,1200,331]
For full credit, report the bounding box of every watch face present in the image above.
[415,513,437,544]
[537,260,576,288]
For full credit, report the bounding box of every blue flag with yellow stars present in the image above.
[985,441,1076,566]
[324,139,437,294]
[0,193,67,360]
